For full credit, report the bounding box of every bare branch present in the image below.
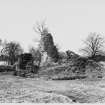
[33,20,48,35]
[80,32,105,57]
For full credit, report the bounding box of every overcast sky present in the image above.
[0,0,105,54]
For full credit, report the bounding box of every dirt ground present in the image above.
[0,73,105,103]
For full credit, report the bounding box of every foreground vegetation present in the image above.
[0,73,105,103]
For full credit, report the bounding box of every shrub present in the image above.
[0,65,14,72]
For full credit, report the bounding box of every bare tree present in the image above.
[1,41,23,65]
[81,32,105,58]
[33,21,59,63]
[33,21,49,53]
[29,47,42,67]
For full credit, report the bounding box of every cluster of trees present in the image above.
[0,41,23,65]
[0,21,60,67]
[0,21,105,69]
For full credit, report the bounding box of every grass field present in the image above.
[0,72,105,103]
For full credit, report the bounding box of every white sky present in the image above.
[0,0,105,54]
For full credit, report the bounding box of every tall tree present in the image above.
[81,32,105,58]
